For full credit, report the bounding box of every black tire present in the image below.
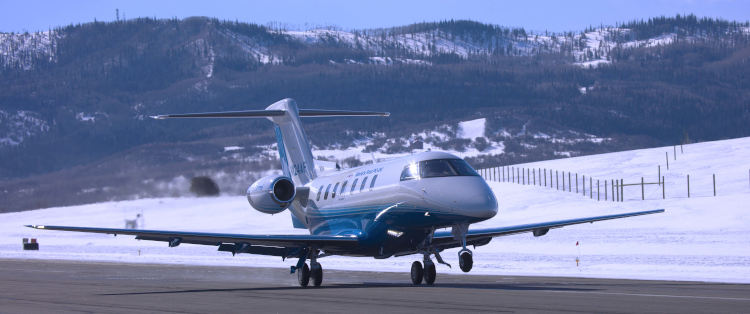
[410,261,423,285]
[459,251,473,273]
[423,262,436,285]
[311,262,323,287]
[297,263,310,287]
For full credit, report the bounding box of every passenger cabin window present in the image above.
[370,175,378,190]
[316,185,323,201]
[340,181,348,196]
[360,177,368,192]
[350,178,359,193]
[324,184,332,200]
[331,182,339,199]
[400,159,479,181]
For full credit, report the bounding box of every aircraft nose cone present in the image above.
[426,177,498,219]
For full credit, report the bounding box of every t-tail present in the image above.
[151,98,389,186]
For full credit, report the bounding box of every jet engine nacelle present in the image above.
[246,175,296,214]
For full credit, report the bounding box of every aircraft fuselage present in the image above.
[289,151,498,258]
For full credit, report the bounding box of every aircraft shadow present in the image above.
[100,282,597,296]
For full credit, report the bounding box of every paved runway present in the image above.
[1,259,748,313]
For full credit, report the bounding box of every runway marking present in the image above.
[549,290,750,302]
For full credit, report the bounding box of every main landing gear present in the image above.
[293,249,323,287]
[410,260,436,285]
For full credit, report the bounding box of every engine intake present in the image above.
[247,175,296,214]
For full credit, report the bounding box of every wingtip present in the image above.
[383,112,391,117]
[25,224,43,229]
[150,115,167,120]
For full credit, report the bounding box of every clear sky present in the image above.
[2,0,749,33]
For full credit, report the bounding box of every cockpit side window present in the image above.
[400,163,420,181]
[360,176,368,192]
[316,185,323,201]
[370,175,378,190]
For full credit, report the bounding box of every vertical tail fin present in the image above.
[265,98,318,185]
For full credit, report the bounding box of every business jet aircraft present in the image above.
[28,98,663,287]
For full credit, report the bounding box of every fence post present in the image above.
[582,175,586,196]
[681,144,683,153]
[687,174,690,198]
[576,173,579,193]
[658,165,660,185]
[713,174,716,196]
[605,180,608,200]
[561,171,564,190]
[614,180,617,202]
[544,169,547,186]
[527,168,530,185]
[641,177,645,200]
[590,177,593,199]
[662,176,665,199]
[597,180,600,201]
[569,172,572,192]
[674,145,676,160]
[666,152,669,170]
[539,168,542,186]
[556,171,559,190]
[533,168,536,185]
[621,179,624,202]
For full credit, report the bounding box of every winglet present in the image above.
[26,225,45,229]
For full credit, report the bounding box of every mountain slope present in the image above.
[1,15,749,211]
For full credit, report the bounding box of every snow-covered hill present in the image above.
[2,137,749,283]
[0,30,58,70]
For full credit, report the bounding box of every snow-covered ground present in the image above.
[2,137,749,283]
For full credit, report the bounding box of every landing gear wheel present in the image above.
[410,261,423,285]
[459,250,473,273]
[310,262,323,287]
[297,263,310,287]
[423,262,436,285]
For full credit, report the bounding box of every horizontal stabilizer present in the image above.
[299,109,390,117]
[151,109,389,119]
[151,110,285,119]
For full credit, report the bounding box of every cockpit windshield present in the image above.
[400,159,479,181]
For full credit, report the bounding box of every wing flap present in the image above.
[26,225,360,249]
[432,209,664,247]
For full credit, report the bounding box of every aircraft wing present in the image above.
[25,225,359,258]
[431,209,664,249]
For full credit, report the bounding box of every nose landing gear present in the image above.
[452,223,474,273]
[458,249,473,273]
